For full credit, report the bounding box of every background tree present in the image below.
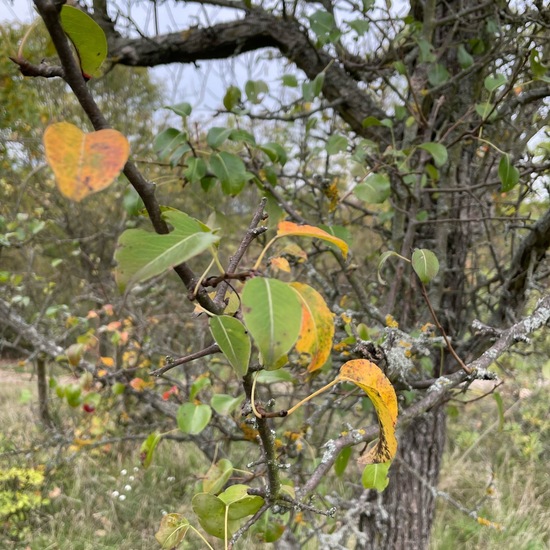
[2,0,549,548]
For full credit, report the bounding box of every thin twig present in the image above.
[227,502,270,549]
[213,198,268,308]
[419,282,471,374]
[150,343,220,376]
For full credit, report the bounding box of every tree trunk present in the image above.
[358,406,447,549]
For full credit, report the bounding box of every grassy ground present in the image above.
[1,363,548,549]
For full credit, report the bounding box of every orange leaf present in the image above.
[277,221,349,258]
[338,360,398,464]
[290,282,334,372]
[43,122,129,202]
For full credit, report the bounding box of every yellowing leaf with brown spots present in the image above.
[337,359,398,464]
[291,282,334,372]
[44,122,129,202]
[277,221,349,259]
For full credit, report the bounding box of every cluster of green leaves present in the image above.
[153,102,288,196]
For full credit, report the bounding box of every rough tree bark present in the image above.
[359,407,446,549]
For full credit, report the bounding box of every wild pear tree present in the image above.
[5,0,550,548]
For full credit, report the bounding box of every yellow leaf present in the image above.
[270,256,291,273]
[43,122,129,202]
[100,356,114,367]
[277,221,348,259]
[129,377,154,392]
[337,360,398,464]
[291,282,334,372]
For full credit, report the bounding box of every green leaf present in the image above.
[202,458,234,494]
[223,86,242,111]
[377,250,402,285]
[259,142,287,165]
[417,38,436,63]
[428,63,450,86]
[209,316,251,376]
[362,461,391,491]
[189,376,211,401]
[484,73,507,92]
[309,10,341,45]
[114,209,219,289]
[229,129,256,145]
[245,79,269,104]
[411,248,439,283]
[281,74,298,87]
[530,49,549,80]
[184,157,207,183]
[210,394,245,416]
[475,102,497,121]
[210,152,252,195]
[155,514,190,549]
[419,142,448,167]
[334,447,352,477]
[326,134,348,155]
[241,278,302,369]
[255,519,286,543]
[457,44,474,68]
[60,6,107,78]
[192,493,239,539]
[207,127,233,149]
[166,102,192,117]
[469,38,486,55]
[256,369,295,384]
[123,185,144,217]
[153,128,188,161]
[312,72,325,98]
[354,173,391,203]
[140,432,162,469]
[219,485,264,519]
[362,116,383,128]
[177,403,212,435]
[498,154,520,192]
[394,61,407,75]
[347,19,370,36]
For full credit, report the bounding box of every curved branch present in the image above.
[105,10,389,139]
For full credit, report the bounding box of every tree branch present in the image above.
[27,0,220,314]
[104,10,389,139]
[297,293,550,497]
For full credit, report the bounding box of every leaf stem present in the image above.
[252,235,279,271]
[286,378,340,416]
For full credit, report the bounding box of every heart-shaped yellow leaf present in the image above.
[338,359,398,464]
[44,122,129,201]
